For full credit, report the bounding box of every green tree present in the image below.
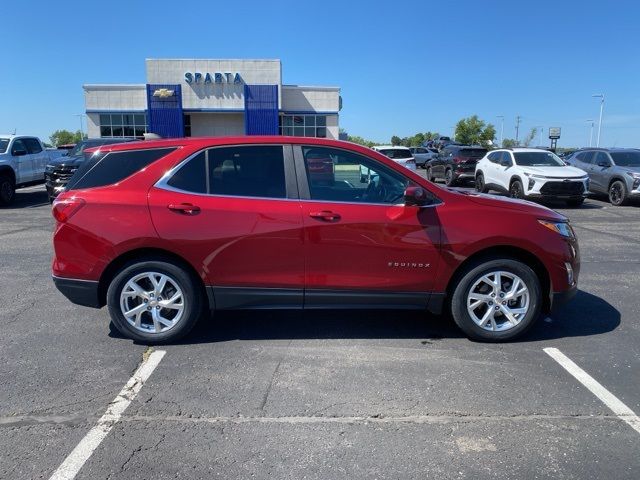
[390,135,402,146]
[49,129,86,146]
[346,134,377,148]
[454,116,496,146]
[502,138,518,148]
[522,127,538,147]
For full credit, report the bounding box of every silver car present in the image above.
[567,148,640,206]
[409,147,438,168]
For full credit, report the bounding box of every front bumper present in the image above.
[550,284,578,311]
[53,275,102,308]
[526,178,588,198]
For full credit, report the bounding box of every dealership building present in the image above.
[84,59,341,140]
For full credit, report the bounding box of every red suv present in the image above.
[52,137,579,343]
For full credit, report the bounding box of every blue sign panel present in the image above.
[244,85,279,135]
[146,84,184,138]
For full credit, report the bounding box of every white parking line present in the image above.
[544,347,640,435]
[48,350,166,480]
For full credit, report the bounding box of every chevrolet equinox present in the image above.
[52,137,579,343]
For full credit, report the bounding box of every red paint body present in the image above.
[51,137,579,308]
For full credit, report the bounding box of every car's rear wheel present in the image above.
[0,174,16,206]
[444,168,456,186]
[107,259,203,343]
[608,180,628,206]
[475,172,487,193]
[426,166,435,182]
[450,258,541,342]
[509,180,525,199]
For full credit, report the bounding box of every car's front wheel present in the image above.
[450,258,542,342]
[0,174,16,206]
[509,180,525,199]
[608,180,628,206]
[107,259,204,343]
[426,166,435,182]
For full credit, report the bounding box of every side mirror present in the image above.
[500,159,511,167]
[597,161,610,168]
[12,148,27,156]
[404,186,430,207]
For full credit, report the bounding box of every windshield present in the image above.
[0,139,8,153]
[67,141,93,157]
[379,149,412,159]
[513,151,565,167]
[610,151,640,167]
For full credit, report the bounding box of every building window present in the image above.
[99,113,147,139]
[183,114,191,137]
[279,115,327,138]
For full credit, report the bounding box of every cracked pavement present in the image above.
[0,185,639,479]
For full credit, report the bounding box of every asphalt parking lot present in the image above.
[1,182,639,479]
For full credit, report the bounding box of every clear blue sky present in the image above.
[2,0,639,147]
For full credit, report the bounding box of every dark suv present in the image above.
[45,138,136,202]
[425,145,488,186]
[566,148,640,206]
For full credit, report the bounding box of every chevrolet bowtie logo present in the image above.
[153,88,174,98]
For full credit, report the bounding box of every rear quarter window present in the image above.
[66,147,176,191]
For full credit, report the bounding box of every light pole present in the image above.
[73,114,86,140]
[586,119,594,147]
[496,115,504,147]
[592,94,604,147]
[450,126,456,141]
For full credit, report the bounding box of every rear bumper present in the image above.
[53,275,102,308]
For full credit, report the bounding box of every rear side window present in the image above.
[24,138,43,154]
[487,152,500,163]
[379,149,412,159]
[67,148,176,191]
[164,145,287,199]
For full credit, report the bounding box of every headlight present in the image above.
[538,220,575,239]
[625,172,640,179]
[524,173,546,179]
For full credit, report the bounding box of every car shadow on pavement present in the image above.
[1,188,50,209]
[520,290,620,342]
[110,290,619,345]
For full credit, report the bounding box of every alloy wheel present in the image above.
[609,182,624,205]
[510,182,523,199]
[119,272,185,334]
[466,271,530,332]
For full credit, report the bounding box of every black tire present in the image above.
[566,198,585,207]
[450,258,542,342]
[0,174,16,206]
[509,179,525,199]
[608,180,628,206]
[444,168,456,187]
[107,258,204,343]
[426,166,435,182]
[475,172,487,193]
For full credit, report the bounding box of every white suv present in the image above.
[475,148,589,207]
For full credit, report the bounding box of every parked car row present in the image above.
[415,143,638,207]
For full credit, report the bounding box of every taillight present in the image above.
[52,197,85,223]
[407,158,416,164]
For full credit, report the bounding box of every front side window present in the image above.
[302,146,411,205]
[513,151,564,167]
[593,152,612,166]
[166,146,287,199]
[24,138,43,154]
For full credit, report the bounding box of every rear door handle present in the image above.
[309,210,341,222]
[167,203,201,215]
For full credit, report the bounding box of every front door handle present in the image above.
[167,203,201,215]
[309,210,341,222]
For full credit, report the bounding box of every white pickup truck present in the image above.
[0,135,65,205]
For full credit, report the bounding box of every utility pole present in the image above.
[515,116,521,144]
